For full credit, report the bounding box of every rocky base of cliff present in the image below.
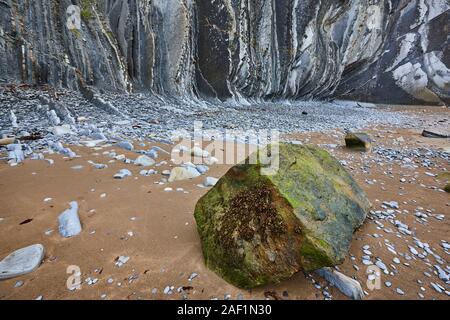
[0,86,416,150]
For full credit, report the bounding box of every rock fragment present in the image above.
[58,201,82,238]
[168,167,201,182]
[422,130,449,139]
[115,256,130,267]
[0,137,15,146]
[134,155,155,167]
[345,132,372,152]
[116,141,134,151]
[194,143,369,288]
[204,177,219,187]
[315,268,364,300]
[114,169,132,179]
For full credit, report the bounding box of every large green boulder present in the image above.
[194,143,370,289]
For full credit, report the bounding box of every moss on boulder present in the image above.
[194,143,370,289]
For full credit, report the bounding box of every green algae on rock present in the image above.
[194,143,370,289]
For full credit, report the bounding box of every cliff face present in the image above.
[0,0,449,105]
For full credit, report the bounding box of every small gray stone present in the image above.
[315,268,364,300]
[396,288,405,295]
[114,169,132,179]
[134,155,155,167]
[58,201,82,238]
[0,244,45,280]
[196,165,209,175]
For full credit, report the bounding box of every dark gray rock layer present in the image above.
[0,0,449,105]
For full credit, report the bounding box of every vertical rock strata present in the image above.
[0,0,449,105]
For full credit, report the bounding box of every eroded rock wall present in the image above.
[0,0,449,105]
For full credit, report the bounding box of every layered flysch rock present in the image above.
[0,0,449,105]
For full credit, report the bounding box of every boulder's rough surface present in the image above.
[194,143,370,288]
[168,166,201,182]
[0,0,449,105]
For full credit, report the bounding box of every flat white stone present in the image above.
[58,202,82,238]
[191,147,209,158]
[168,167,201,182]
[114,169,132,179]
[0,244,45,280]
[52,125,74,136]
[315,267,364,300]
[204,177,219,187]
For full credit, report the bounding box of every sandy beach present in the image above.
[1,107,448,300]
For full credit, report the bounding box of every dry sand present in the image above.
[0,107,448,300]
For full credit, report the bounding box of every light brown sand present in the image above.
[0,108,448,300]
